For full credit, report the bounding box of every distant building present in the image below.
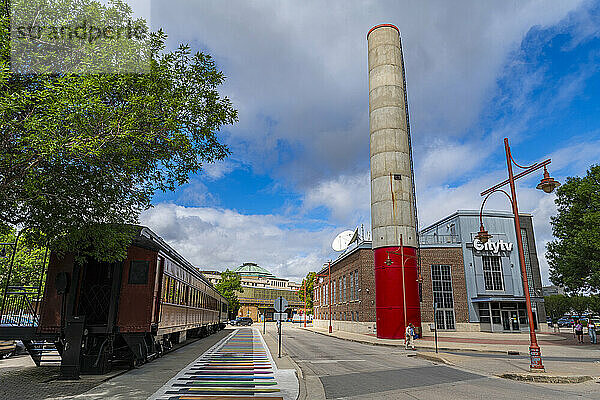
[542,285,565,296]
[201,263,302,321]
[313,210,548,334]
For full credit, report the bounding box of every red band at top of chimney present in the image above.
[367,24,400,39]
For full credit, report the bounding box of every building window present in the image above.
[482,256,504,291]
[338,277,342,303]
[332,281,336,303]
[350,272,353,300]
[431,265,455,330]
[355,269,359,300]
[343,275,347,302]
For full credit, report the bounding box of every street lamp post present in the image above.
[303,281,307,328]
[328,261,332,333]
[316,263,333,333]
[477,137,560,372]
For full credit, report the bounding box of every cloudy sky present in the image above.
[134,0,600,284]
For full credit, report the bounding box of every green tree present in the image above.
[569,295,589,317]
[215,269,243,319]
[544,295,571,324]
[298,272,316,312]
[589,295,600,317]
[0,228,48,307]
[0,0,237,262]
[547,165,600,293]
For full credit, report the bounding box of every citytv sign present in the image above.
[473,238,513,253]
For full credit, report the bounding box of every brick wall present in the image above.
[313,245,376,322]
[419,246,468,324]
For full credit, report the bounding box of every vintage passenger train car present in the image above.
[0,226,228,377]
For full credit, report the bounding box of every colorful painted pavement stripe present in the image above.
[149,327,284,400]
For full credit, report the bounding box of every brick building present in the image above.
[313,241,377,334]
[313,210,547,335]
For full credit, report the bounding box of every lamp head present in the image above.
[536,166,561,193]
[475,223,492,244]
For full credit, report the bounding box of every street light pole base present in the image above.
[529,345,545,372]
[328,325,332,333]
[529,367,546,373]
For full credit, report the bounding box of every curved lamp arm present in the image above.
[479,189,514,228]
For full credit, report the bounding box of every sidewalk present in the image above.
[302,325,600,381]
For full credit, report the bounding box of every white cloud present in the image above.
[150,0,585,185]
[140,203,340,282]
[303,172,370,223]
[202,160,238,180]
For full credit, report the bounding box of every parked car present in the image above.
[231,317,253,326]
[557,317,574,327]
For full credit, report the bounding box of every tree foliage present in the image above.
[0,0,237,262]
[547,165,600,293]
[0,228,48,305]
[589,295,600,317]
[215,269,243,319]
[569,295,590,317]
[298,271,316,311]
[544,295,571,323]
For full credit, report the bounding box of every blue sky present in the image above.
[137,0,600,283]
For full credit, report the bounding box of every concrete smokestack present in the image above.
[368,24,420,339]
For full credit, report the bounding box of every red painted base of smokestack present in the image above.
[374,246,421,339]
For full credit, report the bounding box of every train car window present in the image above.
[129,260,149,284]
[180,282,184,305]
[162,276,169,302]
[169,278,175,303]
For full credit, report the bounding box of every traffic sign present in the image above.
[273,297,288,312]
[274,312,287,321]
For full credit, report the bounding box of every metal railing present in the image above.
[418,234,461,245]
[0,286,40,326]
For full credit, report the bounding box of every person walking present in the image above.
[575,320,584,343]
[405,323,415,350]
[588,320,597,344]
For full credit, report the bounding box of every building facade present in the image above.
[420,210,546,333]
[313,240,377,334]
[313,210,547,334]
[201,263,302,322]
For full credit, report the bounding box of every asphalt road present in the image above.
[269,324,600,400]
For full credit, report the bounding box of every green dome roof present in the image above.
[233,263,274,277]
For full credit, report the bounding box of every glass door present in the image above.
[511,311,520,330]
[502,311,511,331]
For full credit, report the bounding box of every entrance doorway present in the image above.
[501,310,520,331]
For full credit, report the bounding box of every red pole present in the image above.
[504,138,544,372]
[328,261,332,333]
[304,281,307,327]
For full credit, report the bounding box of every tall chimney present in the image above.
[368,24,420,339]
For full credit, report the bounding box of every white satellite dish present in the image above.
[332,230,355,252]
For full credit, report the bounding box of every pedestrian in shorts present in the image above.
[405,323,415,350]
[575,320,584,343]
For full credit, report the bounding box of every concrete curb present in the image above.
[499,373,595,384]
[415,352,455,366]
[304,328,517,356]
